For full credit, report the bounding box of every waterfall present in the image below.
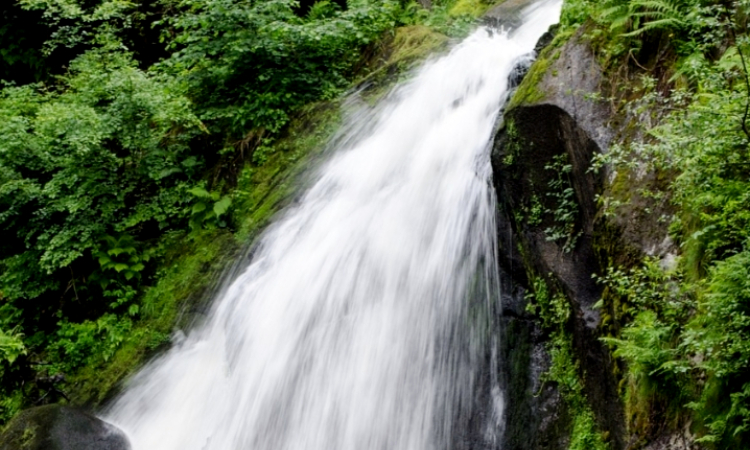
[105,2,562,448]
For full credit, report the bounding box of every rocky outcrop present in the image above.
[491,29,627,450]
[495,284,571,450]
[0,404,130,450]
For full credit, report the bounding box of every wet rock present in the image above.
[490,29,627,450]
[0,404,130,450]
[496,284,571,450]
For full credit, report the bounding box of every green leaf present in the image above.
[213,196,232,217]
[192,201,207,214]
[187,187,211,199]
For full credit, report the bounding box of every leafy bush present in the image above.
[159,0,402,135]
[0,46,210,412]
[686,249,750,445]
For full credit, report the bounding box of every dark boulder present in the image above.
[490,28,627,450]
[0,404,130,450]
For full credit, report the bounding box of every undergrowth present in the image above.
[561,0,750,446]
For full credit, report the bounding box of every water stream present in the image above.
[105,2,562,448]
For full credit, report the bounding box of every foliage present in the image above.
[0,0,582,430]
[526,276,610,450]
[0,330,26,366]
[600,0,689,37]
[187,186,232,233]
[597,260,693,436]
[0,45,210,417]
[559,0,595,30]
[686,248,750,445]
[544,154,581,253]
[585,0,750,446]
[158,0,402,136]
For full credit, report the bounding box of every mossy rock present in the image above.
[0,404,129,450]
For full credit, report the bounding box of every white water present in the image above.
[105,3,561,449]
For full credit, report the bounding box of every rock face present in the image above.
[490,29,627,450]
[0,404,130,450]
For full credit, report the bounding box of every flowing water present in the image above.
[105,2,562,448]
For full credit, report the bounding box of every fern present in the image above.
[600,0,687,36]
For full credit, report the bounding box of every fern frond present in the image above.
[600,4,630,30]
[630,0,682,14]
[600,4,628,18]
[622,18,684,36]
[601,0,686,36]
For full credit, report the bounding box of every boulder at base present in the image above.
[0,404,130,450]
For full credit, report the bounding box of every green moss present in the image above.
[67,230,237,404]
[525,274,610,450]
[547,330,610,450]
[507,56,551,109]
[356,25,449,100]
[19,425,36,449]
[502,117,523,167]
[448,0,490,17]
[234,102,342,241]
[570,408,610,450]
[506,28,577,110]
[390,26,449,66]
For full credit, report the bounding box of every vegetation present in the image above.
[0,0,498,426]
[525,276,610,450]
[541,0,750,447]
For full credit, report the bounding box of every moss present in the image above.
[570,407,610,450]
[506,28,577,110]
[448,0,491,17]
[19,425,36,449]
[507,56,551,109]
[546,329,610,450]
[524,273,610,450]
[234,102,342,241]
[66,230,237,405]
[390,26,449,66]
[356,25,449,101]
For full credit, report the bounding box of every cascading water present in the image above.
[105,2,561,448]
